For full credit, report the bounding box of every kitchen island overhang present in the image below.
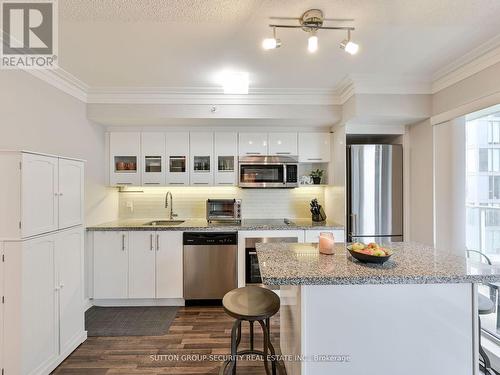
[256,242,500,375]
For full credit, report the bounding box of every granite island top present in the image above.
[86,218,344,232]
[256,242,500,285]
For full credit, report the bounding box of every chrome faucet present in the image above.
[165,191,178,220]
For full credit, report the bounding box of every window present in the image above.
[489,176,500,200]
[466,110,500,341]
[488,121,500,144]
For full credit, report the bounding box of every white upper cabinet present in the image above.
[215,132,238,186]
[269,133,298,156]
[166,132,190,185]
[141,132,166,186]
[109,132,141,185]
[190,132,214,186]
[58,158,84,229]
[298,132,331,163]
[239,133,268,156]
[21,153,59,237]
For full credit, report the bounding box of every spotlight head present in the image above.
[262,38,282,50]
[340,39,359,55]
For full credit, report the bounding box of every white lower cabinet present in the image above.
[129,232,156,298]
[156,231,183,298]
[93,230,183,300]
[304,229,345,243]
[93,231,129,299]
[3,227,85,375]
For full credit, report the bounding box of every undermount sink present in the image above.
[145,220,185,226]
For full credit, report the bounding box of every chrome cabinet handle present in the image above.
[350,214,357,235]
[277,152,291,155]
[246,152,261,155]
[122,234,126,251]
[307,158,322,161]
[194,182,209,185]
[156,234,160,251]
[144,182,160,185]
[150,234,154,250]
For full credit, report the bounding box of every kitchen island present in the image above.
[256,242,500,375]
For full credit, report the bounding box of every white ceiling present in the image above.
[58,0,500,89]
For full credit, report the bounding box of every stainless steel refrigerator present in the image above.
[347,144,403,243]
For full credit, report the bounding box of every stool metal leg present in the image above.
[227,319,240,375]
[249,321,254,351]
[258,319,272,375]
[479,316,493,374]
[235,320,242,350]
[265,318,277,375]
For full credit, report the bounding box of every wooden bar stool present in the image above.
[220,286,281,375]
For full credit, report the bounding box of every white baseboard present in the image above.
[38,331,87,375]
[83,298,93,311]
[91,298,185,307]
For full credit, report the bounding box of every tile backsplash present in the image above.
[118,186,326,219]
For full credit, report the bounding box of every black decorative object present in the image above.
[310,198,327,222]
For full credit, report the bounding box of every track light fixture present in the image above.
[340,29,359,55]
[262,27,282,50]
[262,9,359,55]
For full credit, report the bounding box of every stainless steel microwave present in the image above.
[206,199,242,223]
[238,155,299,188]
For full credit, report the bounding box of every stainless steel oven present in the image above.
[245,236,298,284]
[238,155,298,188]
[206,199,242,223]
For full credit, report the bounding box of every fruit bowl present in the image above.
[347,242,393,264]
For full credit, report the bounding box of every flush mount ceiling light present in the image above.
[216,71,249,94]
[262,8,359,55]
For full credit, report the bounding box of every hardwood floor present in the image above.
[53,306,283,375]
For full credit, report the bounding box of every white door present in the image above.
[93,231,128,299]
[109,132,141,185]
[21,153,58,237]
[56,228,84,355]
[166,132,190,185]
[128,231,156,298]
[21,236,58,375]
[142,132,166,185]
[215,132,238,186]
[156,231,183,298]
[58,158,84,229]
[239,133,268,155]
[269,133,298,155]
[298,133,331,162]
[190,132,214,186]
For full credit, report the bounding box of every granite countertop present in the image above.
[256,242,500,285]
[86,218,344,232]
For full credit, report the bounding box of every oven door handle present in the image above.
[248,251,257,255]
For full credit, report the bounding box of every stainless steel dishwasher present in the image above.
[183,232,238,300]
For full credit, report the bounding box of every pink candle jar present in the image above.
[319,232,335,255]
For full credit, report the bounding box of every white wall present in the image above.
[0,70,118,226]
[433,118,466,253]
[408,119,434,245]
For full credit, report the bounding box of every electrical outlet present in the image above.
[126,201,134,212]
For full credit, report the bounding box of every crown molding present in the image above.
[27,68,88,102]
[335,74,432,104]
[432,33,500,93]
[86,87,341,105]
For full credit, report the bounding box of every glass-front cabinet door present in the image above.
[109,132,141,185]
[215,132,238,186]
[141,133,166,185]
[166,132,190,185]
[190,132,214,185]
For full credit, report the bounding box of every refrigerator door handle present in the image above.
[350,213,357,236]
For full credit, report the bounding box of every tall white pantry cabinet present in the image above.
[0,151,86,375]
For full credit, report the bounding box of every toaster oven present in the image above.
[206,199,242,223]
